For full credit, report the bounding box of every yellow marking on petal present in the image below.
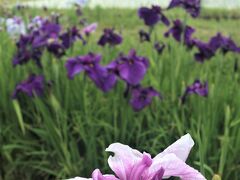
[47,38,56,44]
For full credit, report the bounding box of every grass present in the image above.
[1,6,240,180]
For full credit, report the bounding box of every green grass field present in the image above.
[1,7,240,180]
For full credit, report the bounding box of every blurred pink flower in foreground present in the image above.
[68,134,206,180]
[81,23,98,36]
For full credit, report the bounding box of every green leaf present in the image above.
[12,100,25,135]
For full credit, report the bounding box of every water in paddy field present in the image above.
[15,0,240,9]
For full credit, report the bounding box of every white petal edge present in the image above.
[154,133,194,162]
[106,143,143,180]
[66,177,92,180]
[151,153,206,180]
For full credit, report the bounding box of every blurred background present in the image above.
[3,0,240,9]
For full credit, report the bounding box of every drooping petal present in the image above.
[153,153,206,180]
[106,143,143,180]
[153,133,194,162]
[87,65,117,92]
[129,86,160,111]
[160,14,170,26]
[12,74,45,98]
[118,61,147,85]
[65,57,84,79]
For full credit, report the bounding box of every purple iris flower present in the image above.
[138,5,170,26]
[154,42,165,54]
[191,33,238,62]
[87,65,117,93]
[38,22,83,55]
[40,22,65,57]
[98,28,122,46]
[66,53,102,79]
[81,23,98,36]
[12,74,45,98]
[28,16,47,32]
[209,33,240,54]
[168,0,201,18]
[130,85,160,111]
[31,21,65,57]
[181,80,208,103]
[139,29,151,42]
[13,33,43,67]
[109,49,149,85]
[40,21,61,36]
[193,39,216,62]
[165,19,195,48]
[60,26,84,49]
[13,20,84,66]
[65,53,117,92]
[46,39,65,57]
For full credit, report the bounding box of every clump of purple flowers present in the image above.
[13,19,84,67]
[163,18,240,63]
[165,19,195,48]
[192,33,240,62]
[11,0,240,113]
[168,0,201,18]
[28,16,47,32]
[13,32,43,67]
[208,33,240,55]
[66,49,161,111]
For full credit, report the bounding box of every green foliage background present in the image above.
[1,7,240,179]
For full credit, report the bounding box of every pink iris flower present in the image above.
[81,23,98,36]
[68,134,206,180]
